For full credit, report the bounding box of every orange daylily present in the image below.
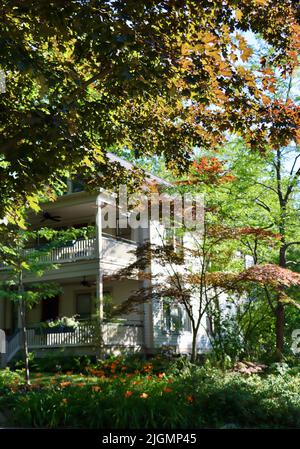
[143,364,153,373]
[60,381,72,388]
[163,387,172,393]
[124,390,133,398]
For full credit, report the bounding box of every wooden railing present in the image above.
[25,238,96,263]
[26,321,143,348]
[26,321,95,348]
[6,321,144,361]
[0,235,137,269]
[103,321,144,347]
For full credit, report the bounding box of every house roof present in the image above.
[106,152,172,187]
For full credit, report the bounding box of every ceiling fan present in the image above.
[40,211,62,223]
[80,276,96,288]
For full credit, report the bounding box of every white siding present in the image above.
[149,221,210,355]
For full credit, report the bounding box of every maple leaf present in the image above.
[240,264,300,288]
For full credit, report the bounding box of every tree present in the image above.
[177,53,300,358]
[117,122,300,362]
[0,0,299,222]
[109,168,287,362]
[203,137,300,359]
[219,136,300,357]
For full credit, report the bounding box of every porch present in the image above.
[6,320,144,363]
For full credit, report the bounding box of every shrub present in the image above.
[0,368,22,388]
[13,354,94,373]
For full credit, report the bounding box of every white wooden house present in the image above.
[0,155,210,363]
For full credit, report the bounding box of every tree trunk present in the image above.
[20,299,30,385]
[191,330,198,363]
[275,302,285,361]
[18,271,30,386]
[274,243,286,361]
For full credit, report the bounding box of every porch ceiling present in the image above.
[42,276,140,286]
[30,202,97,228]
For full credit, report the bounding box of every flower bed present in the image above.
[1,358,300,428]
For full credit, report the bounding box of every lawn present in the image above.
[1,356,300,428]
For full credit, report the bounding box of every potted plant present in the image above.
[37,315,80,334]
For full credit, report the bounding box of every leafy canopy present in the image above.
[0,0,299,221]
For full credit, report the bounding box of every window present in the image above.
[76,293,92,319]
[183,309,192,332]
[42,295,59,322]
[162,299,191,333]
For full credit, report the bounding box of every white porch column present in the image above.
[0,329,6,368]
[141,226,154,353]
[96,194,104,322]
[0,298,5,329]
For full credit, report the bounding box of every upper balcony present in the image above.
[0,234,138,274]
[34,234,137,265]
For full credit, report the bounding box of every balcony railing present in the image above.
[0,235,137,269]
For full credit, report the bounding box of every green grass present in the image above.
[1,358,300,428]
